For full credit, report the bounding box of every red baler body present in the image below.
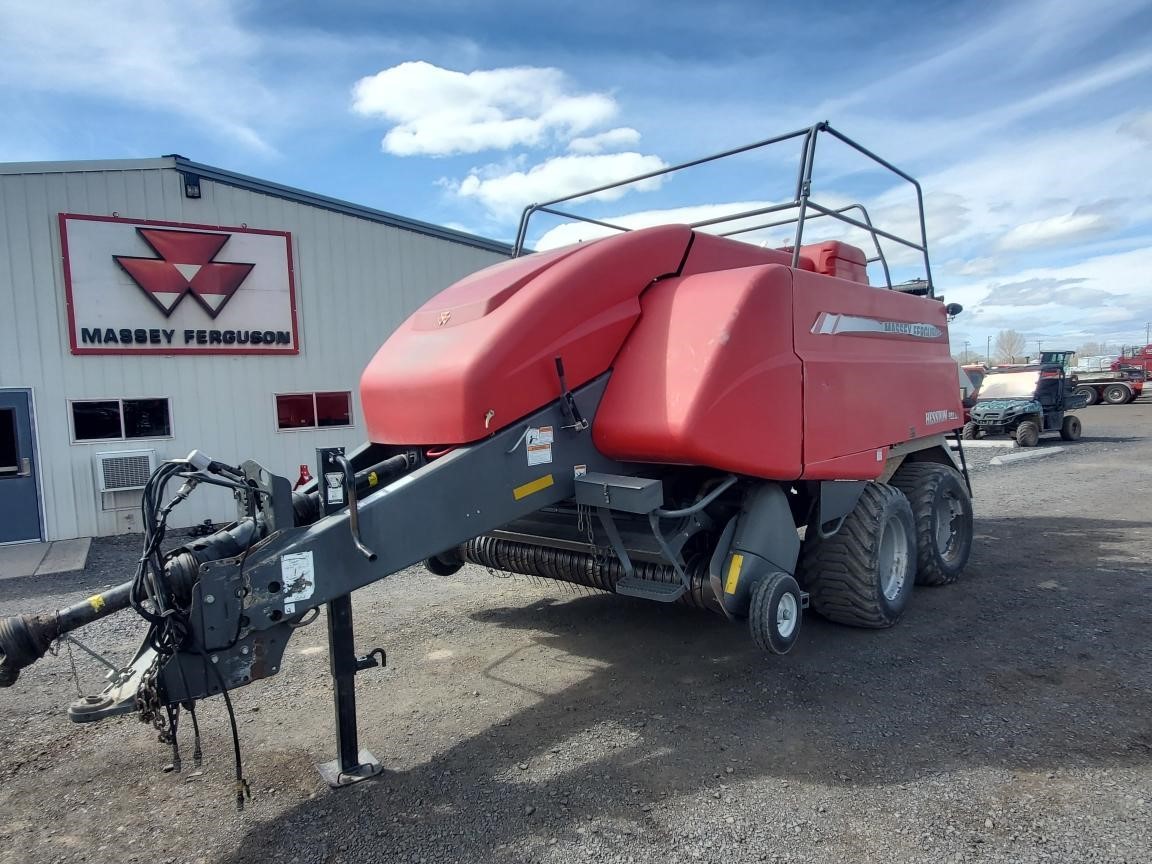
[361,226,961,481]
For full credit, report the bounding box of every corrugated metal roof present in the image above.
[0,154,513,255]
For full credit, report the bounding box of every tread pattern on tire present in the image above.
[889,462,971,587]
[799,482,912,629]
[1016,421,1039,446]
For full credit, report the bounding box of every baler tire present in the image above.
[961,422,979,440]
[890,463,972,586]
[799,482,916,629]
[749,572,803,655]
[1015,421,1040,447]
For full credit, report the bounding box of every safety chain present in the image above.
[136,654,173,744]
[576,503,607,575]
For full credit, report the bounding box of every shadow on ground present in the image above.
[218,515,1152,863]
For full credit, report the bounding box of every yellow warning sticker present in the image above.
[367,471,379,487]
[88,594,106,613]
[513,474,554,501]
[724,553,744,594]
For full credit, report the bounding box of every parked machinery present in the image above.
[0,124,974,795]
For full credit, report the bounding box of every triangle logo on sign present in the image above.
[113,227,254,319]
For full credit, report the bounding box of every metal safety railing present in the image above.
[511,122,934,296]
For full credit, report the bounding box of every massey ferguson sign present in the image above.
[60,214,298,355]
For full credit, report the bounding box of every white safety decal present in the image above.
[281,551,316,616]
[324,472,344,505]
[526,425,554,466]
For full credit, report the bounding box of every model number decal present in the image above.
[925,409,959,425]
[812,312,942,339]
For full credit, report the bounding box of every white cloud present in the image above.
[0,0,278,152]
[535,200,776,249]
[454,152,669,218]
[352,61,618,156]
[568,127,642,154]
[998,212,1114,252]
[943,244,1152,347]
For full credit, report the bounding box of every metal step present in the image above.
[614,576,686,602]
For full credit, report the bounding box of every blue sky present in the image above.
[2,0,1151,357]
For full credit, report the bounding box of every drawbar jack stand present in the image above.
[315,446,385,788]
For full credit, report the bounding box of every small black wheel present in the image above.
[1074,385,1098,406]
[1016,421,1040,447]
[1102,384,1130,405]
[1060,415,1082,441]
[961,421,979,440]
[749,571,803,655]
[425,550,464,576]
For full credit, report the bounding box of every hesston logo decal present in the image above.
[114,228,254,319]
[60,214,298,356]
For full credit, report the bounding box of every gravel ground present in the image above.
[2,398,1150,864]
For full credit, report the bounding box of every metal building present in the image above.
[0,156,510,543]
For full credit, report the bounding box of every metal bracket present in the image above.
[354,648,386,672]
[595,507,635,579]
[68,647,155,723]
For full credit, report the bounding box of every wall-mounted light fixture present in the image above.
[181,172,202,199]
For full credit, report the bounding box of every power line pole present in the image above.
[986,335,992,363]
[963,340,969,363]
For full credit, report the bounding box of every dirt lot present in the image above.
[2,398,1151,864]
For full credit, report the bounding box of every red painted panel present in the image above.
[791,268,961,479]
[361,226,694,444]
[594,265,803,479]
[679,232,814,276]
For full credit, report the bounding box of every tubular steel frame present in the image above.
[511,122,934,296]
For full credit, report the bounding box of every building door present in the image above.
[0,390,42,544]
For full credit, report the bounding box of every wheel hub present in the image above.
[879,514,909,601]
[934,491,965,563]
[776,592,798,638]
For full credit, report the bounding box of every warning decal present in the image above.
[526,425,554,466]
[281,550,316,615]
[324,472,344,505]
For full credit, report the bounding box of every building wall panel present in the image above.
[0,163,507,540]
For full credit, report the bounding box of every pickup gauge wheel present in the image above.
[749,571,803,655]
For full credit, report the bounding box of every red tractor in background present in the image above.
[0,124,976,791]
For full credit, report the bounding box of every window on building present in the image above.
[72,399,171,442]
[0,409,18,476]
[276,392,352,431]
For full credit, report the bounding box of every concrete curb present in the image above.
[990,447,1065,466]
[954,439,1018,449]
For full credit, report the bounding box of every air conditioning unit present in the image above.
[94,449,157,493]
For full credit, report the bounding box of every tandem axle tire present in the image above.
[1102,384,1131,405]
[799,482,916,629]
[1074,385,1098,406]
[890,463,973,586]
[749,572,803,655]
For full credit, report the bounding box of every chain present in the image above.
[577,503,606,574]
[136,653,173,744]
[62,638,83,698]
